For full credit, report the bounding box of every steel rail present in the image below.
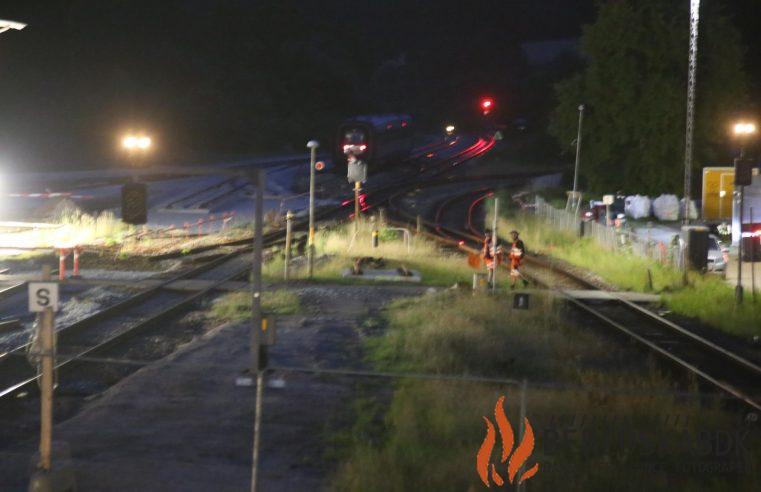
[390,185,761,412]
[0,133,499,401]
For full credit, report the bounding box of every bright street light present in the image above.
[122,134,152,151]
[445,124,455,135]
[733,122,757,136]
[0,19,26,34]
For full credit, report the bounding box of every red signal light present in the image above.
[480,98,494,115]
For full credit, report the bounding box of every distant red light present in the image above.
[480,98,494,115]
[387,124,393,129]
[401,121,408,127]
[458,240,465,246]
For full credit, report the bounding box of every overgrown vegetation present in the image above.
[549,0,747,195]
[264,220,490,287]
[207,289,300,323]
[498,209,761,338]
[333,292,760,491]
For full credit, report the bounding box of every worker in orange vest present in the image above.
[481,231,502,287]
[508,230,529,289]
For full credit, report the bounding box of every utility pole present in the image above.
[28,264,73,491]
[751,206,756,304]
[682,0,700,224]
[284,210,293,281]
[250,169,265,492]
[516,380,528,492]
[737,178,745,305]
[354,181,361,233]
[307,140,319,278]
[39,265,54,473]
[491,197,499,292]
[572,104,584,195]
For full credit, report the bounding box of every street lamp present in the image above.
[566,104,586,214]
[306,140,319,278]
[0,19,26,35]
[445,124,455,135]
[733,122,756,139]
[122,134,152,152]
[732,120,756,304]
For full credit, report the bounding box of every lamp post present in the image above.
[572,104,584,194]
[732,121,756,305]
[0,18,26,35]
[306,140,319,278]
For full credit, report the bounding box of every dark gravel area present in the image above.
[0,283,427,491]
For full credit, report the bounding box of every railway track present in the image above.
[390,185,761,412]
[0,245,257,400]
[0,133,498,406]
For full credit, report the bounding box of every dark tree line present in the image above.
[549,0,749,195]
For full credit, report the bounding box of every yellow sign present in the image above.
[702,167,734,220]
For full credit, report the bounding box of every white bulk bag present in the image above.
[652,194,679,221]
[624,195,651,219]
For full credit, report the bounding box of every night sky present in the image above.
[0,1,757,171]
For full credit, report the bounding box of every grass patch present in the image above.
[494,206,761,338]
[207,289,300,323]
[264,220,489,287]
[333,292,760,491]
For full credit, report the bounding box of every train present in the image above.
[335,114,415,170]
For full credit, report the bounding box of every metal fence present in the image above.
[533,196,684,269]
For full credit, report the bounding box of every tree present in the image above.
[549,0,747,195]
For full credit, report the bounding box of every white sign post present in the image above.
[27,266,70,490]
[602,194,615,226]
[28,282,59,312]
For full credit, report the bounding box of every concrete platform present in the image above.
[559,289,660,303]
[341,268,422,282]
[0,277,249,293]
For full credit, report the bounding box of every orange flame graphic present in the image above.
[476,395,539,487]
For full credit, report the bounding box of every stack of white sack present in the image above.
[679,198,698,220]
[624,195,651,219]
[652,194,680,221]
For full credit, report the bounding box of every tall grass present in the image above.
[494,205,761,338]
[207,289,300,323]
[265,220,488,287]
[333,292,760,491]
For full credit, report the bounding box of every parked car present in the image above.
[707,234,728,272]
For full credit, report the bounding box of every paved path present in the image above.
[0,284,426,491]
